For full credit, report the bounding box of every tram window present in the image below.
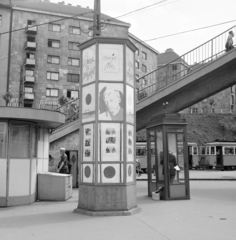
[193,146,198,155]
[189,147,193,155]
[210,147,215,155]
[151,148,155,155]
[136,149,147,156]
[201,146,206,154]
[224,147,234,155]
[206,147,210,155]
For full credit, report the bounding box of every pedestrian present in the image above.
[225,31,234,52]
[57,147,71,174]
[136,159,142,177]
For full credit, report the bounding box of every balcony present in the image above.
[25,25,37,34]
[24,92,34,101]
[24,58,35,67]
[24,75,35,83]
[25,42,36,51]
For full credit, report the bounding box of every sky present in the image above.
[50,0,236,55]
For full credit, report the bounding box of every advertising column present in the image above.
[74,37,140,216]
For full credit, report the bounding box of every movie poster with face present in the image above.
[126,46,134,87]
[100,123,121,162]
[127,124,134,162]
[82,84,95,123]
[99,83,124,121]
[99,44,123,81]
[126,85,134,124]
[83,123,94,162]
[82,44,96,85]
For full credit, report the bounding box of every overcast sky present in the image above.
[51,0,236,55]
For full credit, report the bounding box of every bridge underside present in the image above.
[136,50,236,131]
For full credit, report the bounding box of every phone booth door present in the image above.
[165,132,189,199]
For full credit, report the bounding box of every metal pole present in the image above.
[93,0,101,36]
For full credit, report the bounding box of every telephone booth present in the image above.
[146,113,190,200]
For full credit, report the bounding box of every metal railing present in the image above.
[136,25,236,102]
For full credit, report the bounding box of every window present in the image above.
[67,90,79,99]
[193,146,198,155]
[135,49,139,55]
[142,51,147,60]
[9,123,30,158]
[46,88,59,97]
[142,64,147,73]
[48,23,61,32]
[48,39,60,48]
[135,61,139,69]
[224,147,234,155]
[27,36,35,42]
[27,20,36,26]
[25,70,34,76]
[25,87,33,93]
[47,55,60,64]
[0,122,7,158]
[26,53,35,59]
[47,72,59,81]
[68,58,79,66]
[69,26,81,35]
[172,64,177,70]
[0,15,2,26]
[68,42,79,51]
[191,108,198,113]
[67,73,79,83]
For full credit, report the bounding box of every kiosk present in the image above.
[146,113,190,200]
[0,107,65,207]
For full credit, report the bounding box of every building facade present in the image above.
[0,0,130,108]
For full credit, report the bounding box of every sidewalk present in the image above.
[1,179,236,240]
[136,169,236,181]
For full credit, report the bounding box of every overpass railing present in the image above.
[136,25,236,102]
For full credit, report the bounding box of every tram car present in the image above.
[188,141,236,170]
[136,142,155,173]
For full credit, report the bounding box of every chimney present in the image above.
[68,3,72,6]
[165,48,174,53]
[77,5,81,7]
[59,1,65,4]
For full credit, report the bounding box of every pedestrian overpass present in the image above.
[50,25,236,142]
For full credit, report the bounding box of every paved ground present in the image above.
[1,171,236,240]
[136,169,236,181]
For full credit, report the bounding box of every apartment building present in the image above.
[0,0,130,108]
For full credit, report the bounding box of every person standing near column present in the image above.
[57,147,69,174]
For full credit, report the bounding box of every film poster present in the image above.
[82,83,95,123]
[83,123,94,162]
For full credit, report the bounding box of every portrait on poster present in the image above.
[99,44,123,81]
[99,83,124,121]
[83,123,94,162]
[127,124,134,162]
[126,47,134,87]
[82,44,96,85]
[82,84,95,123]
[126,85,134,124]
[101,123,121,161]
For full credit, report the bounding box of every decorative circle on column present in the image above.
[128,165,132,177]
[104,166,116,178]
[86,94,92,105]
[85,166,91,178]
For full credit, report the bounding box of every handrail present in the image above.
[136,25,236,102]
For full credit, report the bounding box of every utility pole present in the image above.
[93,0,101,36]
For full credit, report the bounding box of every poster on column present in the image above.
[99,44,123,81]
[99,83,124,121]
[82,44,96,85]
[126,46,134,87]
[83,123,94,162]
[82,84,95,123]
[127,124,134,162]
[101,123,121,162]
[126,85,134,124]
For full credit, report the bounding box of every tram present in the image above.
[188,141,236,170]
[137,141,236,172]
